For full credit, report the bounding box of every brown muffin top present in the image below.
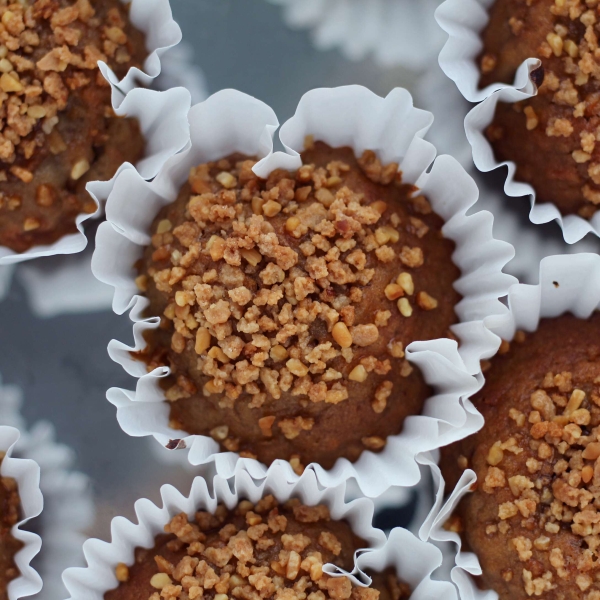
[137,140,460,470]
[0,0,147,252]
[442,313,600,599]
[105,495,409,600]
[0,0,141,172]
[479,0,600,216]
[0,454,23,600]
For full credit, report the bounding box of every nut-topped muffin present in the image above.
[136,140,461,470]
[0,454,23,600]
[442,312,600,599]
[479,0,600,218]
[0,0,147,253]
[105,495,411,600]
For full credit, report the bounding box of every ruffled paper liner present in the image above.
[153,42,208,105]
[92,85,516,496]
[435,0,600,244]
[0,426,43,600]
[420,253,600,599]
[267,0,445,71]
[416,69,600,283]
[0,377,94,599]
[62,463,457,600]
[0,0,189,266]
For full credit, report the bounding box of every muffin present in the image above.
[0,455,23,600]
[0,0,147,253]
[442,312,600,599]
[105,495,411,600]
[479,0,600,218]
[135,139,461,470]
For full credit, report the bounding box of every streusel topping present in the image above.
[108,496,409,600]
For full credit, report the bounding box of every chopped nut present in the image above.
[396,272,414,295]
[332,322,353,349]
[417,291,438,311]
[150,573,172,589]
[397,298,413,317]
[348,365,368,382]
[115,563,129,583]
[70,158,90,180]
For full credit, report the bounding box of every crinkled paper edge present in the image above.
[63,462,456,600]
[0,377,94,600]
[92,85,516,497]
[420,253,600,599]
[436,0,600,244]
[0,425,43,600]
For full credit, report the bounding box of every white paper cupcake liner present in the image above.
[420,252,600,599]
[92,85,516,496]
[62,463,456,600]
[0,377,94,600]
[98,0,182,96]
[268,0,445,71]
[0,425,43,600]
[435,0,600,244]
[0,0,189,266]
[153,42,209,105]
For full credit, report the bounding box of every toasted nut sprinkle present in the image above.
[150,573,172,589]
[23,217,40,231]
[216,171,237,189]
[139,148,455,465]
[417,291,438,311]
[115,563,129,583]
[397,298,413,317]
[349,365,368,382]
[210,425,229,441]
[262,200,282,217]
[397,272,414,295]
[332,322,353,348]
[384,283,404,301]
[156,219,172,234]
[70,159,91,181]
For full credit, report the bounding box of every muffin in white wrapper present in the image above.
[435,0,600,243]
[0,425,43,600]
[416,69,600,283]
[62,463,457,600]
[0,0,189,266]
[92,85,516,496]
[420,252,600,599]
[268,0,445,71]
[0,377,94,600]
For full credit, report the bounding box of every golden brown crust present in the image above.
[442,313,600,599]
[104,496,409,600]
[480,0,600,218]
[0,0,147,253]
[0,455,23,600]
[136,142,460,470]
